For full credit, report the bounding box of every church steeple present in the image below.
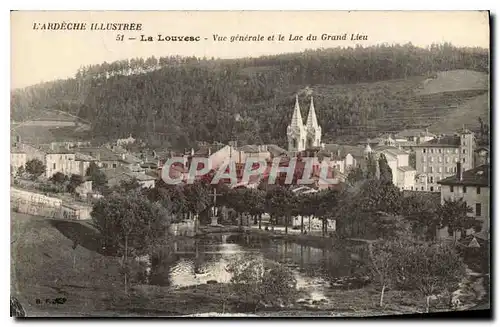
[290,94,304,128]
[305,96,322,149]
[287,94,307,153]
[306,96,319,129]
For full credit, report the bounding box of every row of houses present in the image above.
[10,139,156,189]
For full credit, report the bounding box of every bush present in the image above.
[226,257,298,311]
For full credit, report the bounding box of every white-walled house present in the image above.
[437,163,490,239]
[11,147,27,175]
[373,146,416,190]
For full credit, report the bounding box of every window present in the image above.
[430,176,434,183]
[476,203,482,217]
[423,166,427,173]
[450,186,454,192]
[438,167,442,173]
[463,158,466,163]
[462,186,467,193]
[113,163,117,168]
[446,156,449,163]
[430,157,434,163]
[430,149,434,154]
[429,167,433,173]
[438,157,442,163]
[477,187,481,195]
[447,149,450,154]
[438,149,442,153]
[421,187,424,191]
[103,163,108,168]
[53,163,56,169]
[448,227,454,237]
[463,149,466,154]
[411,186,413,190]
[455,149,458,154]
[423,149,426,153]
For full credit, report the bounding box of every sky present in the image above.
[11,11,490,89]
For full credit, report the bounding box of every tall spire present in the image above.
[290,94,304,128]
[306,96,319,129]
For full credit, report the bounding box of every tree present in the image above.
[67,174,85,194]
[378,153,393,184]
[85,162,108,194]
[116,177,142,193]
[183,181,210,230]
[91,191,171,294]
[409,152,416,169]
[391,241,467,313]
[438,199,479,244]
[264,186,295,233]
[346,166,365,185]
[25,159,46,180]
[368,240,396,307]
[401,193,440,241]
[50,172,68,184]
[365,153,377,180]
[16,165,25,177]
[246,188,265,229]
[226,257,298,311]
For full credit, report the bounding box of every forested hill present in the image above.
[11,43,489,150]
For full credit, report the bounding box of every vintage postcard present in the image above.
[10,11,490,318]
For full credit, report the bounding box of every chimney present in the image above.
[456,162,462,180]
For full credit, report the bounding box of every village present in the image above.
[10,94,490,238]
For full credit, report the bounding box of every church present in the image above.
[287,95,322,153]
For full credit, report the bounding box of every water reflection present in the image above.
[149,233,366,299]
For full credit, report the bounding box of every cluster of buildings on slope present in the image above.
[10,135,156,191]
[10,94,490,237]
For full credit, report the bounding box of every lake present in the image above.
[148,233,368,301]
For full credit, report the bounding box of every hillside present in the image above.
[416,70,488,95]
[10,44,489,149]
[11,109,91,145]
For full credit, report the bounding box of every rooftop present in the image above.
[376,145,409,156]
[437,165,490,187]
[395,129,437,138]
[414,135,461,148]
[320,144,365,159]
[397,166,416,173]
[77,147,121,161]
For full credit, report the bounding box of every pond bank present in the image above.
[194,225,373,250]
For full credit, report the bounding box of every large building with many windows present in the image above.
[413,128,475,192]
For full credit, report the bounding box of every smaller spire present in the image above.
[306,96,319,129]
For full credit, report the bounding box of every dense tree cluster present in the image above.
[11,43,488,149]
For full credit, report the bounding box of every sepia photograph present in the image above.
[9,10,491,318]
